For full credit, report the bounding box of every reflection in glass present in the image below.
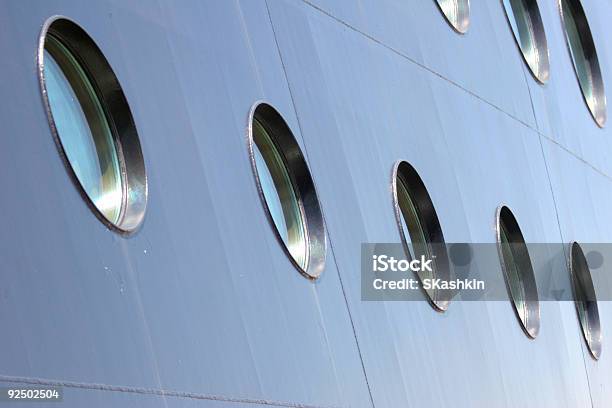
[502,0,549,82]
[497,207,539,338]
[574,278,591,339]
[396,175,435,284]
[499,221,527,324]
[562,2,590,96]
[560,0,606,126]
[252,118,307,268]
[44,34,123,223]
[571,243,602,359]
[435,0,470,33]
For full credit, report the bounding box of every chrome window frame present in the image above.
[558,0,607,127]
[569,242,602,360]
[38,16,147,234]
[392,160,451,311]
[495,205,540,339]
[434,0,471,34]
[246,101,326,280]
[501,0,550,84]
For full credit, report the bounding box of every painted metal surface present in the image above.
[0,0,610,407]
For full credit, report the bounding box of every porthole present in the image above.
[496,206,540,338]
[434,0,470,34]
[502,0,550,83]
[570,242,602,359]
[38,17,147,233]
[247,102,326,279]
[392,161,451,311]
[559,0,606,127]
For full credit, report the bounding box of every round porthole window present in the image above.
[502,0,550,83]
[559,0,606,127]
[247,102,326,279]
[39,17,147,233]
[392,161,451,311]
[496,206,540,338]
[570,242,602,359]
[434,0,470,34]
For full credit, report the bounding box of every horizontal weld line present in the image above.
[0,375,339,408]
[297,0,612,183]
[298,0,534,129]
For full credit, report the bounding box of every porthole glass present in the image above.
[559,0,607,127]
[44,35,123,223]
[39,18,147,233]
[570,242,602,359]
[396,179,428,262]
[496,206,540,338]
[393,161,451,311]
[434,0,470,34]
[252,119,306,267]
[248,103,326,279]
[502,0,550,83]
